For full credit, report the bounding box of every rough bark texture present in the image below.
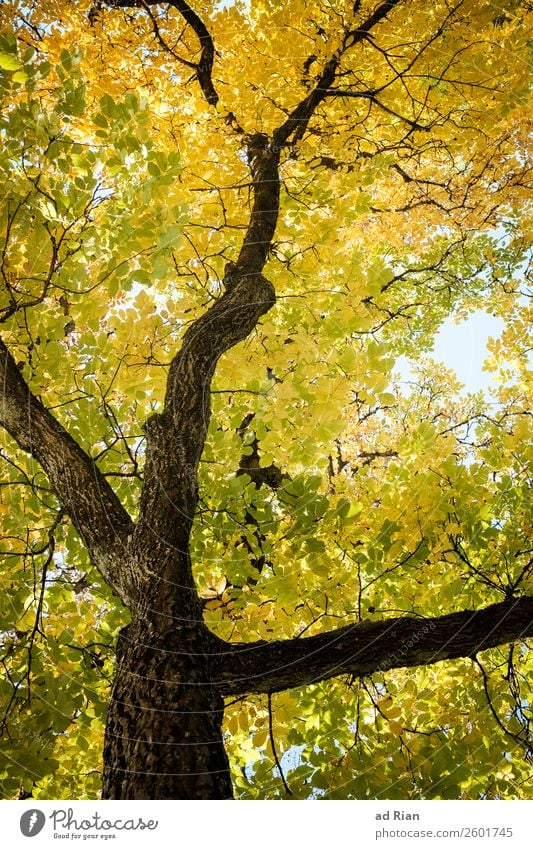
[103,619,233,799]
[130,272,276,620]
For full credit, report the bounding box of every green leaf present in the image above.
[0,52,21,71]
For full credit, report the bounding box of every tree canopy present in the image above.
[0,0,532,800]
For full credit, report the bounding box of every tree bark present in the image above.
[101,594,533,797]
[210,597,533,697]
[102,617,233,799]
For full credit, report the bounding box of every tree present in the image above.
[0,0,531,800]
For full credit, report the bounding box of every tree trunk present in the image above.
[102,618,233,799]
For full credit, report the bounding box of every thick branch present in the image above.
[235,137,280,274]
[211,597,533,696]
[105,0,218,105]
[135,273,275,537]
[168,0,218,105]
[0,336,136,605]
[118,28,282,606]
[134,141,280,559]
[273,0,404,148]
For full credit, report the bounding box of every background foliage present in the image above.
[0,0,531,798]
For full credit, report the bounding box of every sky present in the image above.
[432,311,504,392]
[397,310,505,394]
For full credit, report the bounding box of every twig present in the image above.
[268,692,293,796]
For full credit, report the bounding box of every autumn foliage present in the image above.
[0,0,532,799]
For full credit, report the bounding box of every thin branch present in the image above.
[322,88,429,131]
[268,693,293,797]
[474,655,532,755]
[139,0,197,70]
